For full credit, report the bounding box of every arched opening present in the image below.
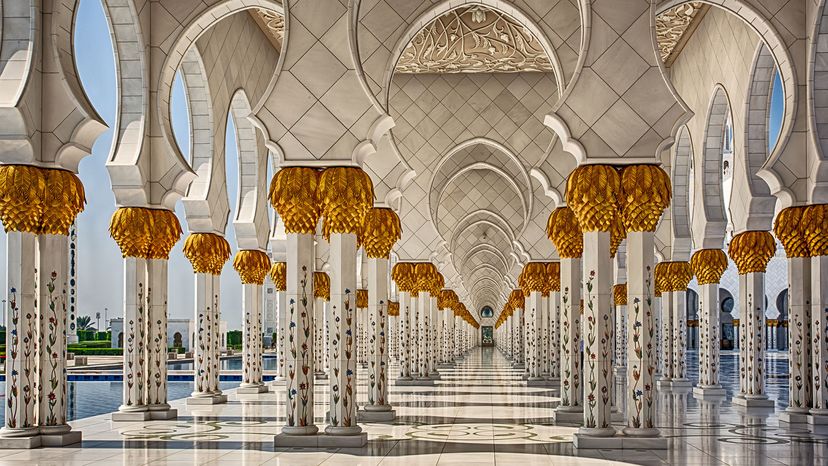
[173,332,183,349]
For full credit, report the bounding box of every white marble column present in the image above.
[314,296,326,378]
[735,271,772,407]
[114,256,148,421]
[189,273,222,403]
[580,231,614,437]
[614,302,626,371]
[622,231,659,436]
[454,313,463,359]
[210,275,223,396]
[282,233,317,436]
[326,232,361,436]
[526,291,543,381]
[558,258,582,414]
[811,255,828,419]
[361,257,394,420]
[659,290,674,383]
[145,259,175,419]
[697,283,722,391]
[277,286,287,380]
[37,234,72,436]
[397,291,413,381]
[417,291,431,380]
[240,283,266,393]
[410,293,420,376]
[540,295,550,377]
[549,291,561,381]
[429,295,440,378]
[672,290,689,385]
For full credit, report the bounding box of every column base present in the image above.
[0,435,41,449]
[779,410,810,424]
[526,378,556,387]
[613,367,626,377]
[40,430,82,447]
[314,372,328,380]
[809,411,828,425]
[149,408,178,420]
[551,408,584,424]
[732,396,774,408]
[187,394,228,405]
[358,408,396,422]
[237,385,269,394]
[574,431,668,450]
[438,363,455,369]
[546,377,561,384]
[428,372,441,380]
[512,363,524,369]
[396,378,434,386]
[111,410,151,422]
[275,432,367,448]
[395,376,414,384]
[692,386,726,399]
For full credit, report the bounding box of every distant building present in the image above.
[110,318,228,352]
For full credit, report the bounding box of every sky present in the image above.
[0,1,787,331]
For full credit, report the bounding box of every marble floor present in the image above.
[2,348,827,465]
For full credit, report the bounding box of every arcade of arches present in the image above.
[1,0,828,464]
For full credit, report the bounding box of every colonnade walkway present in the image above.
[0,348,825,465]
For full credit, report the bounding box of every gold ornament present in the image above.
[40,168,86,236]
[509,289,524,310]
[565,164,621,232]
[313,272,330,300]
[654,262,669,296]
[414,262,439,294]
[619,164,671,232]
[728,231,775,275]
[356,289,368,308]
[110,207,181,259]
[147,209,182,260]
[432,272,445,296]
[270,262,287,291]
[269,167,321,234]
[773,206,809,258]
[361,207,402,259]
[183,233,231,275]
[317,167,374,239]
[0,165,86,235]
[233,250,271,285]
[690,249,727,285]
[388,301,400,316]
[665,261,693,291]
[0,164,45,233]
[610,213,626,258]
[438,289,459,309]
[392,262,416,292]
[547,206,583,258]
[802,204,828,257]
[519,262,550,296]
[613,283,627,306]
[546,262,561,292]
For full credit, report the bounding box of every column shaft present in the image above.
[398,291,412,379]
[698,283,722,389]
[366,257,391,411]
[739,272,767,400]
[119,257,147,414]
[326,233,360,434]
[145,259,170,412]
[417,292,431,379]
[581,231,614,436]
[241,283,264,388]
[672,291,688,381]
[192,273,213,397]
[812,256,828,415]
[660,293,673,380]
[2,232,39,436]
[549,291,560,380]
[210,275,222,394]
[37,234,70,433]
[283,233,317,435]
[278,289,287,379]
[623,231,658,434]
[559,258,582,410]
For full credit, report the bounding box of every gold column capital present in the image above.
[690,249,727,285]
[109,206,181,259]
[565,164,621,232]
[773,205,809,258]
[547,206,583,258]
[803,204,828,257]
[665,261,693,291]
[613,283,627,306]
[317,167,374,239]
[728,230,776,274]
[313,271,330,301]
[269,167,321,234]
[619,164,671,232]
[0,165,86,236]
[413,262,439,294]
[270,262,287,291]
[546,262,561,292]
[439,289,458,310]
[391,262,416,293]
[356,289,368,308]
[509,289,525,311]
[233,250,271,285]
[388,301,400,316]
[654,262,669,296]
[610,214,626,258]
[361,207,401,259]
[183,232,231,275]
[519,262,551,297]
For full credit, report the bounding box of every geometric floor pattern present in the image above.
[1,348,827,465]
